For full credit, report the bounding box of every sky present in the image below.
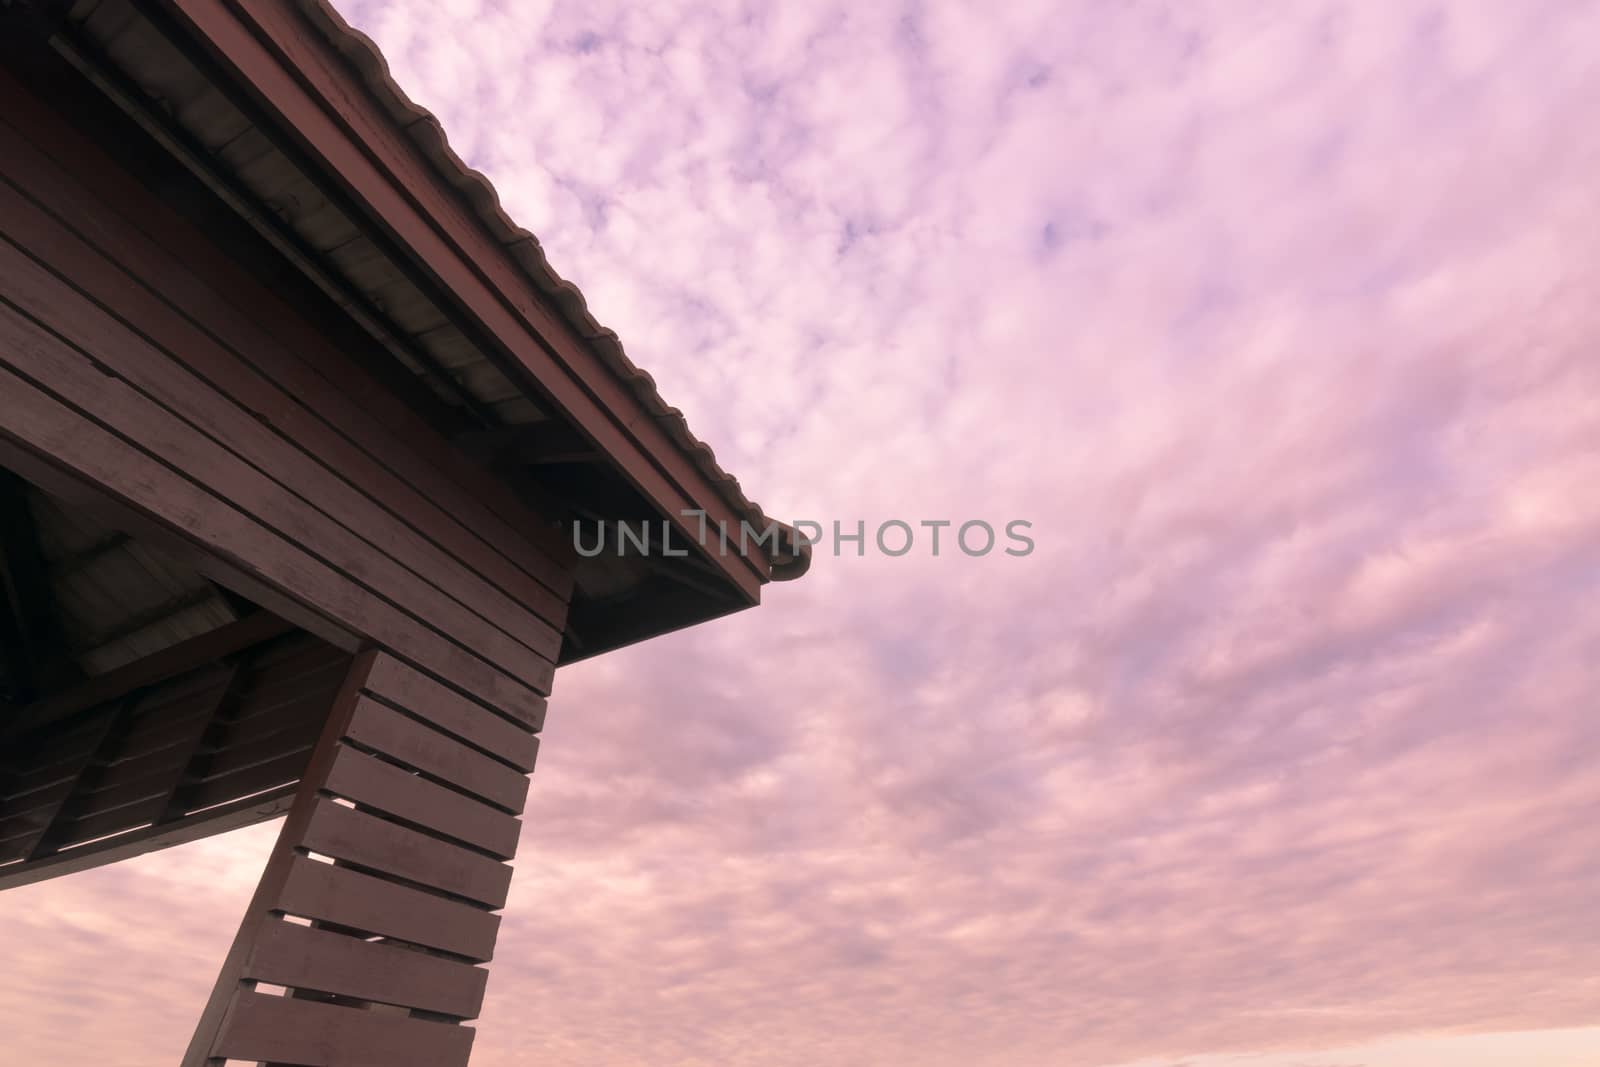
[4,0,1600,1064]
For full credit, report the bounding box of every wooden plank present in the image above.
[231,670,349,728]
[0,239,559,691]
[344,697,529,813]
[300,797,512,908]
[323,746,520,859]
[365,654,542,764]
[274,854,500,961]
[214,989,474,1067]
[0,355,551,718]
[0,170,566,660]
[165,0,766,597]
[0,78,573,604]
[102,689,224,763]
[54,761,182,820]
[0,612,292,739]
[181,649,381,1065]
[0,439,362,657]
[200,732,317,783]
[243,917,488,1018]
[152,660,245,821]
[3,734,102,800]
[43,792,167,850]
[0,786,295,891]
[19,693,135,858]
[212,688,332,752]
[183,748,308,812]
[69,743,190,802]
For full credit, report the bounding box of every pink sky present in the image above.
[5,1,1600,1064]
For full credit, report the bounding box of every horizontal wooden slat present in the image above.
[0,79,572,605]
[0,354,549,720]
[71,745,189,802]
[0,787,295,891]
[244,917,488,1019]
[54,767,177,825]
[0,105,570,635]
[215,989,474,1067]
[129,669,231,715]
[214,689,331,752]
[43,793,166,851]
[0,231,557,690]
[182,0,765,594]
[0,778,75,828]
[3,721,105,791]
[345,698,528,813]
[236,658,349,717]
[323,746,519,859]
[200,733,317,784]
[182,749,308,813]
[102,699,218,767]
[300,798,512,908]
[274,855,500,961]
[365,655,542,762]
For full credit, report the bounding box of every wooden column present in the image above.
[182,647,544,1067]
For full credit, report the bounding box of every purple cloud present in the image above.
[4,1,1600,1064]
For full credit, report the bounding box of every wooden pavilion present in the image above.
[0,1,808,1062]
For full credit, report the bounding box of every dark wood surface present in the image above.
[365,653,545,757]
[344,697,531,814]
[0,631,347,877]
[323,746,521,859]
[0,64,574,610]
[0,228,558,693]
[215,989,475,1067]
[0,156,566,659]
[0,346,551,717]
[244,917,490,1019]
[184,648,539,1063]
[300,797,513,909]
[166,0,768,598]
[274,854,502,962]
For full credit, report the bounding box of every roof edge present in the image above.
[294,0,808,582]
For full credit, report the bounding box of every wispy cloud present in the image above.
[3,1,1599,1064]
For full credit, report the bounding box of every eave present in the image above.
[30,0,809,661]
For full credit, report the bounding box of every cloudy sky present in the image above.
[5,0,1600,1064]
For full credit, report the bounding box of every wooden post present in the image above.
[183,649,540,1067]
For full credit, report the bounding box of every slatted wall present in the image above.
[186,648,541,1067]
[0,62,567,729]
[0,630,351,886]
